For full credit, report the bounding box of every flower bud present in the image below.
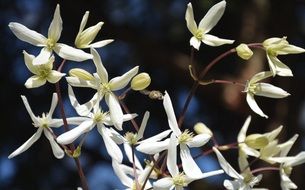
[75,21,104,48]
[69,68,94,81]
[131,72,151,91]
[194,122,213,136]
[236,43,253,60]
[245,134,269,149]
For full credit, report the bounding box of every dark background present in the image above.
[1,0,305,189]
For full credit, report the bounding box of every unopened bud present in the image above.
[245,134,268,149]
[75,21,104,48]
[69,68,94,81]
[131,72,151,91]
[194,122,213,136]
[236,43,253,60]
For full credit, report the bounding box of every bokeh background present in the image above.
[1,0,305,189]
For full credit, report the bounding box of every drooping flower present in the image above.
[23,51,65,88]
[243,71,290,118]
[263,37,305,77]
[75,11,113,49]
[9,4,92,65]
[8,93,64,159]
[185,1,234,50]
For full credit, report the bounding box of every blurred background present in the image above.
[1,0,305,189]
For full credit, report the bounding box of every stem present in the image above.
[251,167,279,174]
[141,161,156,190]
[119,98,139,131]
[213,79,245,87]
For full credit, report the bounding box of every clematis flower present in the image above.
[8,93,64,159]
[137,91,212,179]
[185,1,234,50]
[23,51,65,88]
[243,71,290,118]
[75,11,113,49]
[56,85,136,162]
[66,47,139,130]
[9,4,92,65]
[263,37,305,77]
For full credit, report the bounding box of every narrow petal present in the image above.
[90,39,114,48]
[167,133,179,177]
[47,70,65,83]
[48,4,62,42]
[187,134,211,147]
[246,93,268,118]
[105,93,123,130]
[8,22,47,46]
[21,95,38,123]
[153,177,174,190]
[66,76,97,89]
[56,120,95,145]
[223,179,241,190]
[49,118,63,128]
[255,83,290,98]
[286,152,305,167]
[277,44,305,55]
[43,129,64,159]
[91,47,108,83]
[124,143,142,170]
[190,36,201,50]
[249,71,273,84]
[237,116,251,143]
[112,161,133,187]
[103,113,138,126]
[109,66,139,91]
[266,55,277,77]
[23,51,37,74]
[240,144,260,157]
[65,117,89,126]
[25,75,46,88]
[199,169,224,179]
[75,11,89,42]
[8,128,43,159]
[163,92,181,136]
[202,34,234,46]
[180,144,202,179]
[185,3,197,35]
[54,43,93,62]
[137,111,150,140]
[137,129,171,144]
[198,1,226,33]
[108,128,125,144]
[136,139,170,155]
[48,93,58,117]
[98,126,123,162]
[279,134,299,157]
[268,56,293,77]
[33,47,52,65]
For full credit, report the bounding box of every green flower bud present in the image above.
[236,43,253,60]
[131,72,151,91]
[69,68,94,81]
[194,122,213,136]
[245,134,269,149]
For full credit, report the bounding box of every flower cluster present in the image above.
[8,1,305,190]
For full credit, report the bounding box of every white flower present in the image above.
[56,85,136,162]
[263,37,305,77]
[23,51,65,88]
[8,93,64,159]
[66,47,139,130]
[75,11,113,49]
[9,4,93,65]
[243,71,290,118]
[185,1,234,50]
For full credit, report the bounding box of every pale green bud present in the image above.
[245,134,269,149]
[194,122,213,136]
[236,43,253,60]
[75,22,104,48]
[69,68,94,81]
[131,72,151,91]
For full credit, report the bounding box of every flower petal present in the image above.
[137,129,171,144]
[153,177,174,190]
[246,93,268,118]
[8,128,43,159]
[185,3,197,35]
[105,93,123,130]
[54,43,93,62]
[249,71,273,84]
[124,143,142,170]
[202,34,234,46]
[91,47,108,83]
[112,161,133,187]
[47,70,65,83]
[268,56,293,77]
[56,120,95,145]
[90,39,114,48]
[75,11,89,42]
[167,133,179,177]
[198,0,226,33]
[44,129,64,159]
[136,138,170,155]
[65,117,89,125]
[190,36,201,50]
[286,151,305,167]
[255,83,290,98]
[23,51,37,74]
[33,47,52,65]
[237,116,251,143]
[48,4,62,42]
[137,111,150,141]
[21,95,38,123]
[180,144,202,179]
[66,76,97,89]
[163,92,181,136]
[8,22,47,46]
[277,44,305,55]
[109,66,139,91]
[279,134,299,157]
[48,93,58,117]
[25,75,47,88]
[187,134,211,147]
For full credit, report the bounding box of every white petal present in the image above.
[185,3,198,35]
[136,139,170,155]
[98,126,123,162]
[279,134,298,157]
[202,34,234,46]
[76,11,89,40]
[163,92,181,136]
[44,129,64,159]
[54,43,93,62]
[8,22,47,46]
[268,56,293,77]
[277,44,305,55]
[65,117,90,126]
[124,143,142,170]
[48,4,62,42]
[198,1,226,33]
[213,147,242,179]
[153,177,174,190]
[49,118,64,128]
[240,144,260,157]
[103,113,137,126]
[23,51,37,74]
[286,152,305,167]
[8,128,43,159]
[66,76,97,89]
[112,161,133,187]
[33,47,52,66]
[187,134,211,147]
[167,133,179,177]
[48,93,58,117]
[137,129,171,144]
[223,179,241,190]
[246,93,268,118]
[106,93,123,130]
[137,111,150,140]
[47,70,65,83]
[90,39,114,48]
[237,116,251,143]
[180,144,202,179]
[91,47,108,83]
[190,36,201,50]
[199,169,224,179]
[249,71,273,84]
[25,75,47,88]
[107,128,125,144]
[109,66,139,91]
[21,95,38,123]
[56,120,95,145]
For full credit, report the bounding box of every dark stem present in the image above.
[251,167,279,174]
[119,98,139,131]
[213,79,245,87]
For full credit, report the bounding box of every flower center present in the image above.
[93,110,107,123]
[37,64,51,79]
[173,173,187,187]
[100,83,111,93]
[195,29,203,40]
[124,132,138,145]
[35,113,49,128]
[178,129,194,144]
[46,38,56,50]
